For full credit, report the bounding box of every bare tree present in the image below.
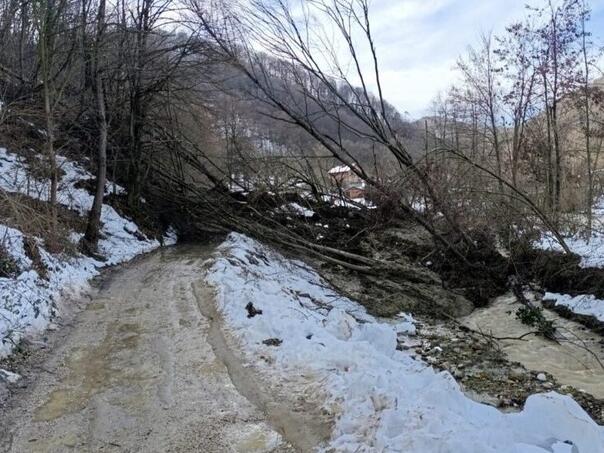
[32,0,74,249]
[496,20,537,192]
[576,0,601,235]
[188,0,478,255]
[457,34,504,195]
[82,0,107,254]
[532,0,584,214]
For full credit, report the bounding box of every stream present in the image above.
[464,293,604,398]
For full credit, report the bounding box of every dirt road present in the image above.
[0,246,324,452]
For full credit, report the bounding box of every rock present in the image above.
[453,369,465,379]
[262,338,283,347]
[245,302,263,318]
[536,373,547,382]
[509,368,525,379]
[0,383,8,402]
[0,369,21,384]
[499,398,513,407]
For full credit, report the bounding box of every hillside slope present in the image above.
[0,147,175,357]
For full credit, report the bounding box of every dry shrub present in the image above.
[559,181,587,213]
[0,190,84,256]
[0,244,19,278]
[22,236,49,279]
[105,192,162,240]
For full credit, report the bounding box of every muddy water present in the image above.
[0,246,327,453]
[464,294,604,398]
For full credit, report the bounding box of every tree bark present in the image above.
[82,0,107,253]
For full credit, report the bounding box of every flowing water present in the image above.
[464,294,604,398]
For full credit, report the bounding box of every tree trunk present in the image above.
[581,3,593,237]
[82,0,107,253]
[43,78,58,247]
[39,1,58,250]
[552,101,562,213]
[543,76,555,213]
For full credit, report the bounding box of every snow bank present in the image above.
[321,194,375,209]
[0,147,172,357]
[277,202,315,218]
[536,199,604,268]
[537,233,604,268]
[544,292,604,322]
[328,165,351,174]
[206,233,604,452]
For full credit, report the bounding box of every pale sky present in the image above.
[365,0,604,118]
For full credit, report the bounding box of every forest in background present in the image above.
[1,0,604,313]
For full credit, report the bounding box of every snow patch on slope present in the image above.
[0,147,171,357]
[278,202,315,218]
[537,233,604,269]
[534,200,604,321]
[536,199,604,269]
[206,233,604,452]
[544,292,604,322]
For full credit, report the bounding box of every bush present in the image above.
[515,306,556,339]
[0,245,19,278]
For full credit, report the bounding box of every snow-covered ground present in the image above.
[0,147,175,357]
[535,201,604,323]
[321,193,375,209]
[207,233,604,452]
[536,199,604,269]
[277,202,315,218]
[544,292,604,322]
[537,233,604,269]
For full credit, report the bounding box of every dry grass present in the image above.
[0,190,86,256]
[0,243,19,277]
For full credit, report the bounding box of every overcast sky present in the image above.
[367,0,604,119]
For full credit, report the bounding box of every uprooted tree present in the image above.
[2,0,601,316]
[171,0,571,261]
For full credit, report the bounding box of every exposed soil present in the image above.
[542,298,604,335]
[104,192,167,241]
[513,247,604,300]
[408,295,604,425]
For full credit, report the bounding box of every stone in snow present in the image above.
[0,369,21,384]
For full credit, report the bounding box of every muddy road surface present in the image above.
[0,246,325,453]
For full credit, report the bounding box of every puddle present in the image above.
[464,294,604,398]
[5,244,318,453]
[34,322,146,422]
[86,302,105,311]
[231,423,283,452]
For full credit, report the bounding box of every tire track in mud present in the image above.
[192,281,332,452]
[0,246,329,453]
